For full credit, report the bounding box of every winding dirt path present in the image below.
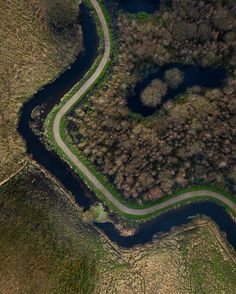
[52,0,236,216]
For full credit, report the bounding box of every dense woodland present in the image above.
[67,0,236,202]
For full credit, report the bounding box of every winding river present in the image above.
[18,2,236,249]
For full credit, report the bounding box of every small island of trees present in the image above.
[164,68,184,89]
[140,79,167,107]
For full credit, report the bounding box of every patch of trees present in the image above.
[117,0,235,67]
[67,0,236,202]
[140,79,167,107]
[164,68,184,89]
[140,67,184,108]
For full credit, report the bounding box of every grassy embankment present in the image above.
[45,0,236,221]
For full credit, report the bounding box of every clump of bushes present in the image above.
[140,79,167,107]
[164,68,184,89]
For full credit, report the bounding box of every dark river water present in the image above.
[127,64,226,117]
[117,0,160,13]
[97,202,236,248]
[17,3,236,249]
[18,4,98,210]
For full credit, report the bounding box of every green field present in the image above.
[0,165,101,293]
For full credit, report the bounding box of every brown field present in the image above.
[0,0,82,183]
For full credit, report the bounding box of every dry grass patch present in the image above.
[97,218,236,294]
[0,0,82,182]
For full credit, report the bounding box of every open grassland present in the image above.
[0,164,101,293]
[0,0,82,183]
[0,165,235,293]
[180,219,236,293]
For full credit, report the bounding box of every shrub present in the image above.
[197,23,212,42]
[164,68,184,89]
[174,21,197,40]
[213,8,236,31]
[140,79,168,107]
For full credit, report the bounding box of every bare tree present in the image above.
[140,79,167,107]
[164,68,184,89]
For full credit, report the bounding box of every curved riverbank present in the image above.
[18,3,99,210]
[96,201,236,249]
